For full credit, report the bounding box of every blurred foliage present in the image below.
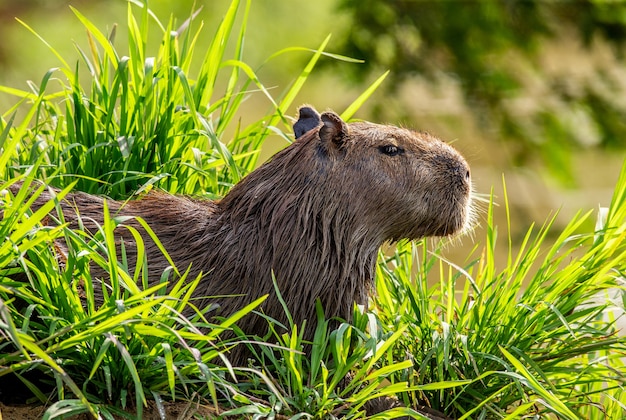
[0,0,339,89]
[336,0,626,185]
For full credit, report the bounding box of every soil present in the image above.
[0,401,453,419]
[0,401,220,420]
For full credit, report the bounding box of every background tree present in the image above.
[336,0,626,184]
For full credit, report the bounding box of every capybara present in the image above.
[7,106,473,366]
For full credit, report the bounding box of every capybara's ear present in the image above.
[320,111,349,149]
[294,106,321,139]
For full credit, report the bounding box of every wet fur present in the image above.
[9,106,472,366]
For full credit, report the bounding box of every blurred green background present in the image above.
[1,0,624,257]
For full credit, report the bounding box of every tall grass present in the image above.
[374,169,626,418]
[1,0,625,419]
[0,0,369,199]
[0,176,269,419]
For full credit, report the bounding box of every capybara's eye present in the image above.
[379,145,402,156]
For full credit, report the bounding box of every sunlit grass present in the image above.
[0,0,367,200]
[1,176,276,417]
[1,0,625,419]
[373,166,626,419]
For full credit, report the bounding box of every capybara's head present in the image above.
[281,106,473,242]
[219,106,473,285]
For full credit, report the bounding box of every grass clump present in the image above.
[0,0,368,199]
[374,171,626,418]
[0,177,267,418]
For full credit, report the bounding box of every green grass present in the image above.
[373,174,626,418]
[0,0,366,199]
[1,1,625,419]
[0,178,266,419]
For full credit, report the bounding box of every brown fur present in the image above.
[8,107,472,365]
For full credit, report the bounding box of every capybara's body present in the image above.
[10,106,473,364]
